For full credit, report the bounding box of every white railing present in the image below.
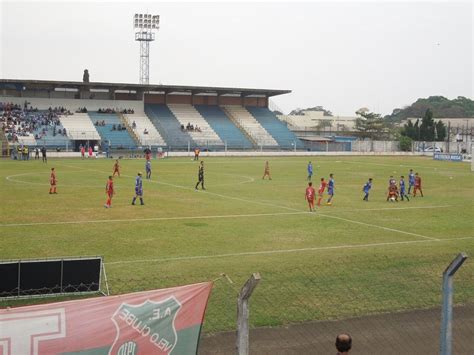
[68,131,101,140]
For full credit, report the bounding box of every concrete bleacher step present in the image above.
[167,104,223,146]
[123,113,166,146]
[60,113,100,140]
[88,112,136,149]
[246,107,303,149]
[194,105,253,149]
[145,104,195,148]
[221,106,278,147]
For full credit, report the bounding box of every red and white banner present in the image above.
[0,282,212,355]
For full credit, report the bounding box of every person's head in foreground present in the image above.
[335,333,352,354]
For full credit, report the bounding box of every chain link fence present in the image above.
[1,254,472,353]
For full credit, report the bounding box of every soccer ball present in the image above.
[389,197,396,202]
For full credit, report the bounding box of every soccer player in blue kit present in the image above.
[307,161,313,181]
[145,160,152,180]
[327,173,335,205]
[362,178,372,201]
[399,176,410,201]
[132,172,144,205]
[408,169,415,194]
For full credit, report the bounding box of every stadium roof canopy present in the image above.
[0,79,291,98]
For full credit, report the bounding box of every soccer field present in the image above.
[1,155,473,333]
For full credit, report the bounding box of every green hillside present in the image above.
[386,96,474,122]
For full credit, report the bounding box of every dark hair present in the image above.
[308,182,312,186]
[336,334,352,352]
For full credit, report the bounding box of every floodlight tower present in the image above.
[134,13,160,85]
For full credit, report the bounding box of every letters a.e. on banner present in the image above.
[0,282,212,355]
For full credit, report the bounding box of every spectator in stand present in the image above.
[132,121,137,129]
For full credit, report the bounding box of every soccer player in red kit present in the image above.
[104,176,114,208]
[49,168,57,194]
[112,160,120,177]
[413,172,423,197]
[317,177,327,207]
[305,182,316,212]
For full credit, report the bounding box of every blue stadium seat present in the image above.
[145,104,195,149]
[88,113,136,149]
[246,107,303,149]
[194,105,253,149]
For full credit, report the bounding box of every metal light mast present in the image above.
[134,13,160,85]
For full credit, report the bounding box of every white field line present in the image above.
[105,236,474,266]
[0,211,308,228]
[5,172,107,188]
[321,205,452,213]
[9,163,438,241]
[5,171,254,188]
[317,213,439,241]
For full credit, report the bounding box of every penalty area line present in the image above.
[105,236,474,266]
[0,211,309,228]
[322,205,452,213]
[317,213,439,241]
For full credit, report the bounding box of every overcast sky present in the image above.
[0,1,472,115]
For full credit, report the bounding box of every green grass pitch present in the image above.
[1,155,473,332]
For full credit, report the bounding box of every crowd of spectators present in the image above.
[98,108,116,114]
[1,102,69,143]
[97,108,135,114]
[181,122,202,132]
[76,107,88,113]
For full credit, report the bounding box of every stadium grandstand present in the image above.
[0,79,300,154]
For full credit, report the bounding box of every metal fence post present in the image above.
[440,253,468,355]
[236,272,261,355]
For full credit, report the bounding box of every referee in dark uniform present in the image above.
[195,161,205,190]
